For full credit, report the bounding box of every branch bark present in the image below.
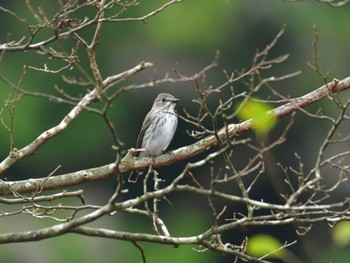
[1,76,349,195]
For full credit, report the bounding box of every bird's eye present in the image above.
[161,98,167,102]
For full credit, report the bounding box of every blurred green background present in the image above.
[1,0,350,262]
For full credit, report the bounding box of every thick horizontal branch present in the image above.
[120,77,350,170]
[0,164,117,195]
[0,76,349,195]
[270,77,346,116]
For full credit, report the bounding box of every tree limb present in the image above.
[1,76,349,195]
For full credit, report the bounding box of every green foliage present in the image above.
[246,234,284,259]
[236,98,277,137]
[332,221,350,246]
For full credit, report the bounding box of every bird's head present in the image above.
[153,93,179,111]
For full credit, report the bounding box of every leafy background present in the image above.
[1,0,350,262]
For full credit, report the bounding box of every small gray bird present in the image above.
[128,93,179,182]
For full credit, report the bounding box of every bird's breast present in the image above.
[142,113,177,156]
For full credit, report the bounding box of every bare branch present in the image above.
[1,76,350,194]
[1,1,350,262]
[0,62,153,174]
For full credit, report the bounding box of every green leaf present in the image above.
[236,99,277,137]
[332,221,350,246]
[247,234,285,259]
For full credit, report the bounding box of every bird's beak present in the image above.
[173,98,179,103]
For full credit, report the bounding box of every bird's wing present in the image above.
[134,111,152,157]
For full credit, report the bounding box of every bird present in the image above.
[128,93,179,182]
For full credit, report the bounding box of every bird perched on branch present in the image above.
[128,93,179,182]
